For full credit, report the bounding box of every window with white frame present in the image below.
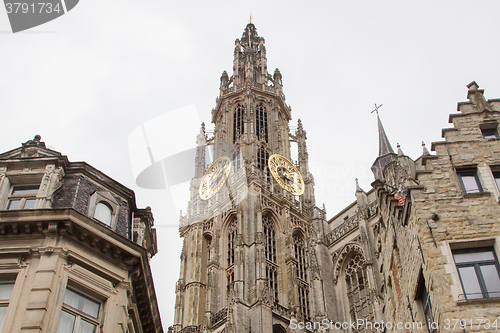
[88,191,119,228]
[453,247,500,300]
[456,169,482,194]
[0,282,14,331]
[6,185,39,210]
[94,202,113,226]
[491,167,500,192]
[56,288,102,333]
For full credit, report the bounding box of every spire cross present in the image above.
[249,13,253,24]
[371,103,383,115]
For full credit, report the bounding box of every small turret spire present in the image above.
[377,114,395,156]
[355,178,364,193]
[422,141,430,156]
[194,123,207,178]
[371,104,397,180]
[397,143,404,156]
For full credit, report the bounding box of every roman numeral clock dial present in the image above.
[199,156,232,200]
[268,154,305,196]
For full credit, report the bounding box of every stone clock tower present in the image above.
[172,23,332,333]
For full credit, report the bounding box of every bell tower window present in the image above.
[233,104,244,143]
[232,147,241,171]
[256,103,268,143]
[227,218,237,293]
[257,146,270,182]
[263,215,278,301]
[293,234,309,321]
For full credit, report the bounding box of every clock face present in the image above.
[268,154,305,196]
[199,156,232,200]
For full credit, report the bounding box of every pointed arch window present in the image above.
[344,252,373,328]
[256,103,268,143]
[233,104,244,143]
[232,147,241,171]
[263,215,278,301]
[263,216,276,263]
[257,146,270,181]
[293,235,307,281]
[293,234,309,321]
[227,218,237,293]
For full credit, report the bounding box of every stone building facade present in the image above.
[0,136,163,332]
[173,23,500,333]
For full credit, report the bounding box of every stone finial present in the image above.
[313,207,321,219]
[21,134,46,157]
[296,119,305,135]
[422,141,430,156]
[22,134,45,148]
[220,70,229,88]
[467,81,493,112]
[273,68,282,86]
[355,178,364,193]
[397,143,404,156]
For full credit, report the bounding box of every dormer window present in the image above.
[6,185,39,210]
[88,191,119,228]
[94,202,113,226]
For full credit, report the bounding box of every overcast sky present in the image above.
[2,0,500,327]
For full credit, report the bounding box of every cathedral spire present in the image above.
[377,115,395,156]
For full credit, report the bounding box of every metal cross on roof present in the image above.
[371,103,383,115]
[249,14,253,24]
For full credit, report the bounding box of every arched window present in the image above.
[94,202,112,226]
[257,146,269,179]
[205,235,212,263]
[255,103,268,142]
[263,215,278,301]
[232,147,241,171]
[263,216,276,263]
[344,252,373,327]
[227,219,237,293]
[233,104,244,143]
[293,234,310,321]
[294,235,307,281]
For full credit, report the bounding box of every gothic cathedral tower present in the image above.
[173,23,331,333]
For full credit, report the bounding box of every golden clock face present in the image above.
[268,154,305,196]
[199,156,232,200]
